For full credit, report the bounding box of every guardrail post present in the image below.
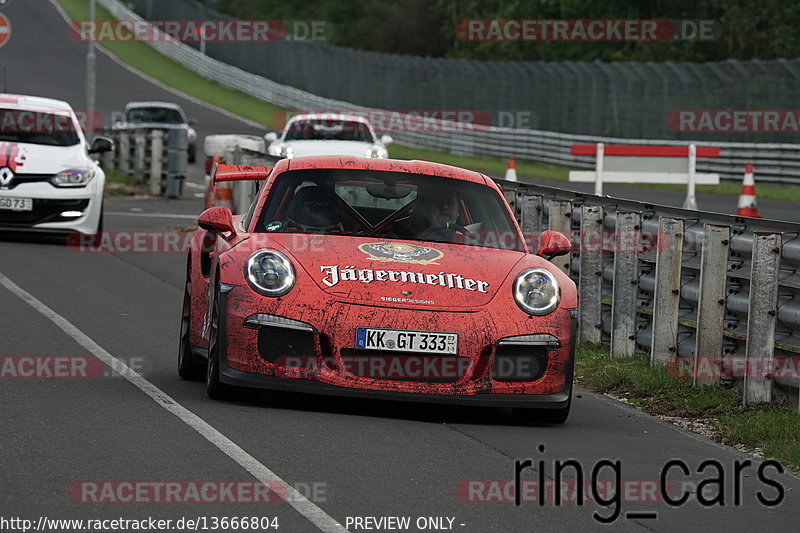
[503,189,516,213]
[611,211,641,357]
[548,200,572,275]
[518,192,542,233]
[133,130,146,182]
[651,217,684,366]
[579,204,604,344]
[118,132,130,176]
[166,129,188,199]
[744,233,782,405]
[694,224,730,386]
[101,130,116,171]
[149,130,163,196]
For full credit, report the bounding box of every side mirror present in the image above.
[264,132,278,143]
[380,134,393,145]
[88,136,114,154]
[198,207,236,236]
[536,230,571,260]
[188,117,198,126]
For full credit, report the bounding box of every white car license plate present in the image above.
[0,197,33,211]
[355,327,458,355]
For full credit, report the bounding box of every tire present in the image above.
[206,282,238,400]
[177,264,205,380]
[512,395,571,425]
[188,144,196,164]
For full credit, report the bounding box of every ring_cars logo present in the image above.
[358,242,444,264]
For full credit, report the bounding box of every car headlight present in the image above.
[513,268,560,315]
[51,168,96,188]
[365,146,387,158]
[269,144,293,159]
[245,250,295,297]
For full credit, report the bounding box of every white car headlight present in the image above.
[269,144,293,159]
[245,250,295,297]
[365,146,388,158]
[513,268,560,315]
[51,168,96,188]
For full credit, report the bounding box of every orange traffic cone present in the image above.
[736,163,761,218]
[505,158,517,182]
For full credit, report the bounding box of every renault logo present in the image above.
[0,166,13,188]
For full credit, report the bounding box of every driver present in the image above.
[404,184,462,241]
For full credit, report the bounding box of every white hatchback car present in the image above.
[266,113,392,160]
[0,94,113,235]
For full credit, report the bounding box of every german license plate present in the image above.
[355,327,458,355]
[0,197,33,211]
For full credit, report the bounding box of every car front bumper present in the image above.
[213,287,576,407]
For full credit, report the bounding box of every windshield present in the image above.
[0,109,80,146]
[126,107,185,124]
[256,169,523,251]
[284,119,375,143]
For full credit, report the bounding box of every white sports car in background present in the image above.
[266,113,392,159]
[0,94,113,235]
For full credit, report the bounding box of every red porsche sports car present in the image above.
[178,156,577,423]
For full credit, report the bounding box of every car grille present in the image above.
[0,173,53,190]
[339,348,468,383]
[0,198,90,225]
[492,345,549,382]
[257,327,316,363]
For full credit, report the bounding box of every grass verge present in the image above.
[576,344,800,469]
[57,0,800,202]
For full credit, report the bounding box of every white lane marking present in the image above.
[47,0,266,130]
[106,212,198,219]
[0,271,348,533]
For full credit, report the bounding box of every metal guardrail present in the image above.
[98,0,800,184]
[494,177,800,411]
[98,128,188,198]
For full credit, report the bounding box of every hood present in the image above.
[0,142,89,174]
[260,234,527,309]
[283,140,374,158]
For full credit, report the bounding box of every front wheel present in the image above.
[206,283,238,400]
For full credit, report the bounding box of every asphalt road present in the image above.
[0,2,799,533]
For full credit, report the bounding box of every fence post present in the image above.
[743,233,782,405]
[610,211,641,357]
[694,224,730,386]
[133,130,146,182]
[166,128,188,199]
[518,192,542,234]
[118,132,130,176]
[149,130,163,196]
[548,200,572,275]
[578,205,603,344]
[101,130,116,171]
[651,217,684,366]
